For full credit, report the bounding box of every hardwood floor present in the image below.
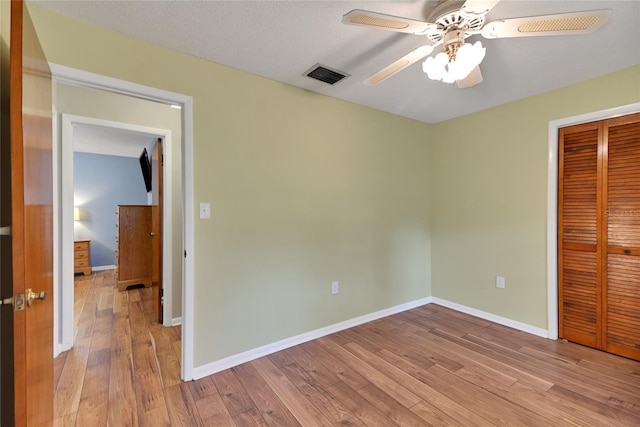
[55,271,640,426]
[54,270,181,426]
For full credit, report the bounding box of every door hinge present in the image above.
[0,225,11,236]
[0,293,25,311]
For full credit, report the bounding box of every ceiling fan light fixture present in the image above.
[422,40,485,83]
[423,52,448,80]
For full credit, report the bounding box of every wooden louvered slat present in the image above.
[607,120,640,248]
[560,126,598,246]
[606,253,640,359]
[560,249,598,346]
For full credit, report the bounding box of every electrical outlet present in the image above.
[331,281,339,295]
[496,276,505,289]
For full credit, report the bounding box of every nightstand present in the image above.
[74,239,92,276]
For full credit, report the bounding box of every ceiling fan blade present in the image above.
[343,9,437,35]
[482,9,611,39]
[462,0,501,16]
[455,66,483,89]
[365,44,436,85]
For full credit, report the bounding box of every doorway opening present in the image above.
[58,114,174,352]
[50,64,195,380]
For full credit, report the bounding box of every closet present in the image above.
[559,112,640,361]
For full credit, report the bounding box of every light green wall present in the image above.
[54,83,183,320]
[431,66,640,329]
[29,1,639,366]
[27,4,432,365]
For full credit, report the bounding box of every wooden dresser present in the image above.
[74,239,92,276]
[116,205,152,291]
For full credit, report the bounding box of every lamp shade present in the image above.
[423,41,486,83]
[74,207,80,221]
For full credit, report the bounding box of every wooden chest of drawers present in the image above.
[74,239,92,276]
[116,205,152,291]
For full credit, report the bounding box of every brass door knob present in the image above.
[26,289,47,307]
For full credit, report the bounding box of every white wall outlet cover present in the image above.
[496,276,506,289]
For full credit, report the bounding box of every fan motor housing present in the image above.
[427,0,486,42]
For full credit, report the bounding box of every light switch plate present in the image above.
[199,202,211,219]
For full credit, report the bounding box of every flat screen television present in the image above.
[139,148,152,193]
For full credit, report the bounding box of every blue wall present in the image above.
[74,152,148,267]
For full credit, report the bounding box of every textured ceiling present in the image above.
[36,1,640,123]
[73,124,159,158]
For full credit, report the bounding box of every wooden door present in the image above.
[0,1,54,425]
[558,121,601,348]
[559,112,640,361]
[151,138,163,324]
[603,114,640,360]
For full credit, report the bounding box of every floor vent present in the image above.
[304,64,350,85]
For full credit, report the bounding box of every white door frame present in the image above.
[546,102,640,340]
[51,63,195,380]
[58,114,173,347]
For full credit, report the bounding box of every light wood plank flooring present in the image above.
[55,271,640,426]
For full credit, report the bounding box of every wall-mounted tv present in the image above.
[139,148,152,193]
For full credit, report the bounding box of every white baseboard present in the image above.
[191,295,550,380]
[56,340,73,357]
[92,265,116,272]
[171,317,182,327]
[192,296,432,380]
[430,297,549,338]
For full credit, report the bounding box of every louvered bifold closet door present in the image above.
[559,122,602,347]
[604,113,640,360]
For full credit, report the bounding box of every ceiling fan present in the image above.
[343,0,610,88]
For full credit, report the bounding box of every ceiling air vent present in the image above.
[304,64,350,85]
